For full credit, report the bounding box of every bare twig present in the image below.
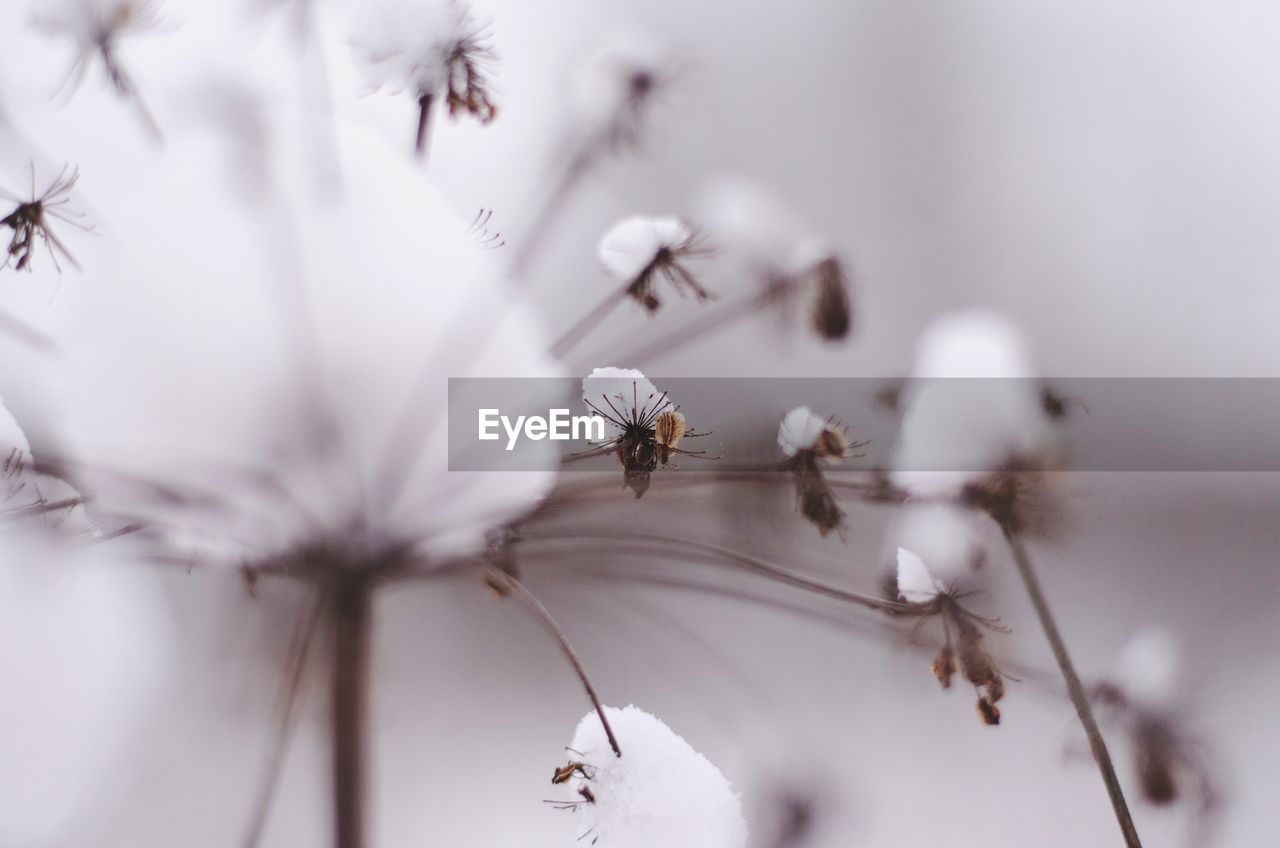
[1002,527,1143,848]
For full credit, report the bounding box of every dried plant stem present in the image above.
[415,94,434,159]
[330,571,372,848]
[509,149,591,280]
[243,586,328,848]
[550,284,630,359]
[1002,528,1142,848]
[483,563,623,758]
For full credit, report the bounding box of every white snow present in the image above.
[348,0,465,96]
[776,405,827,457]
[563,705,748,848]
[1112,627,1182,710]
[582,367,663,431]
[891,501,982,585]
[891,310,1052,496]
[896,546,945,604]
[598,215,691,281]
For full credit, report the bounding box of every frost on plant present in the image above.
[598,215,712,314]
[553,705,748,848]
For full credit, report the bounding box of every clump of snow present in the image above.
[777,406,827,457]
[598,215,691,281]
[582,367,662,431]
[896,547,945,604]
[892,309,1053,496]
[697,178,825,280]
[1112,627,1182,710]
[562,705,748,848]
[891,501,982,585]
[0,530,170,845]
[348,0,467,96]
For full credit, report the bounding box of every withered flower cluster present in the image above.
[1,165,86,274]
[778,407,866,537]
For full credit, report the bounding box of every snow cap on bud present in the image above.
[896,547,945,604]
[582,367,662,433]
[777,406,828,457]
[597,216,710,313]
[892,501,983,585]
[563,705,748,848]
[892,309,1054,496]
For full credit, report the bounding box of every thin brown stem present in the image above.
[1002,528,1142,848]
[414,94,433,159]
[330,572,372,848]
[483,563,622,758]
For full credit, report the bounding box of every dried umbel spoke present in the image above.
[574,368,715,498]
[1,164,88,274]
[778,406,867,538]
[895,548,1010,725]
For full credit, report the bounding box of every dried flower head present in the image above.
[598,215,712,313]
[778,406,866,537]
[32,0,161,97]
[553,705,748,848]
[807,256,852,340]
[578,368,712,498]
[351,0,498,155]
[1,164,87,274]
[897,547,1010,725]
[571,33,667,154]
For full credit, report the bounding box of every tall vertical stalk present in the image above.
[1002,527,1142,848]
[330,571,372,848]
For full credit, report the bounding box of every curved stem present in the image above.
[483,563,622,757]
[1002,528,1142,848]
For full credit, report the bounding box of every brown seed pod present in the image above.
[977,696,1001,726]
[654,410,687,463]
[932,643,957,689]
[810,257,852,341]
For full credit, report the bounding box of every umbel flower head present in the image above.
[351,0,498,155]
[578,367,711,498]
[553,705,748,848]
[1,164,87,274]
[598,215,712,314]
[50,102,561,575]
[896,547,1009,725]
[777,405,865,538]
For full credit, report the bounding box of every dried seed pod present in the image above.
[552,761,595,785]
[654,410,687,463]
[809,257,852,341]
[931,643,957,689]
[813,426,850,461]
[977,696,1001,726]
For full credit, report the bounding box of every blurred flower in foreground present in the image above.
[896,547,1008,725]
[51,107,559,570]
[598,215,712,314]
[350,0,497,156]
[554,705,748,848]
[777,405,865,538]
[1092,628,1220,830]
[0,530,169,846]
[699,179,854,341]
[578,367,711,498]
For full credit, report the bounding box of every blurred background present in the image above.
[1,1,1278,846]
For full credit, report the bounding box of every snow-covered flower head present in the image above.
[598,215,711,314]
[698,179,853,341]
[778,406,863,538]
[1106,628,1184,715]
[890,501,984,586]
[351,0,497,152]
[895,546,946,604]
[52,107,561,572]
[892,310,1055,500]
[579,367,708,497]
[556,705,748,848]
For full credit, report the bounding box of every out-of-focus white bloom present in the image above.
[896,546,945,604]
[582,367,663,433]
[1112,627,1182,710]
[697,179,823,279]
[569,31,666,151]
[598,215,691,282]
[30,0,159,49]
[0,530,169,846]
[892,501,982,585]
[892,310,1053,496]
[52,108,560,566]
[563,705,748,848]
[349,0,468,96]
[777,405,827,457]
